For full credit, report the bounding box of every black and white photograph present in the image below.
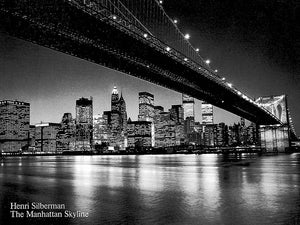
[0,0,299,224]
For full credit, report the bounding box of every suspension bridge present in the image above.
[0,0,297,140]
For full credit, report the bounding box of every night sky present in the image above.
[0,0,299,134]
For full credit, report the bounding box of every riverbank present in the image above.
[1,149,299,158]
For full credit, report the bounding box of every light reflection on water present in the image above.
[0,154,299,225]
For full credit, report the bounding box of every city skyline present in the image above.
[0,95,261,153]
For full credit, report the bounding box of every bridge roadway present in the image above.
[0,0,282,125]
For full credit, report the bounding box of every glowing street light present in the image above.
[143,33,148,38]
[205,59,210,64]
[112,15,117,20]
[184,58,188,61]
[221,77,226,81]
[195,48,199,52]
[173,19,178,24]
[166,46,171,51]
[184,34,190,40]
[159,0,163,4]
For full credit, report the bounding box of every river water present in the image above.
[0,153,299,225]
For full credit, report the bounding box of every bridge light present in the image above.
[112,15,117,20]
[195,48,199,52]
[143,33,148,38]
[184,34,190,40]
[221,77,226,81]
[205,59,210,64]
[227,83,232,88]
[166,46,171,51]
[184,58,188,61]
[159,0,163,4]
[237,91,242,95]
[214,69,218,73]
[174,19,178,24]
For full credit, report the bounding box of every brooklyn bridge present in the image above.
[0,0,297,142]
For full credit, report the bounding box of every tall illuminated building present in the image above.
[201,101,214,124]
[75,97,93,150]
[138,92,154,122]
[107,87,128,149]
[127,120,153,149]
[137,92,155,146]
[35,122,61,153]
[118,93,127,133]
[213,123,227,147]
[110,87,127,133]
[204,124,215,146]
[169,105,185,145]
[111,86,119,111]
[182,94,195,119]
[0,100,30,152]
[169,105,184,124]
[56,113,76,151]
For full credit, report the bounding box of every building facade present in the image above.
[138,92,155,122]
[182,94,194,120]
[0,100,30,152]
[203,124,215,147]
[127,120,153,149]
[169,105,185,145]
[35,123,61,153]
[214,123,227,147]
[202,102,214,125]
[75,97,93,150]
[56,113,76,152]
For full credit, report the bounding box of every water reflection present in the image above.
[0,154,299,225]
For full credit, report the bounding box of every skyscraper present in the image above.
[213,123,227,147]
[138,92,155,122]
[35,122,61,153]
[170,105,184,124]
[240,117,247,145]
[0,100,30,152]
[56,113,76,151]
[111,86,119,111]
[75,97,93,150]
[182,94,194,119]
[138,92,155,146]
[110,87,127,132]
[108,87,128,149]
[169,105,185,145]
[201,101,214,125]
[204,124,215,146]
[184,117,195,142]
[118,93,127,133]
[127,120,153,149]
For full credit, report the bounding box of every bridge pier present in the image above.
[259,125,290,153]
